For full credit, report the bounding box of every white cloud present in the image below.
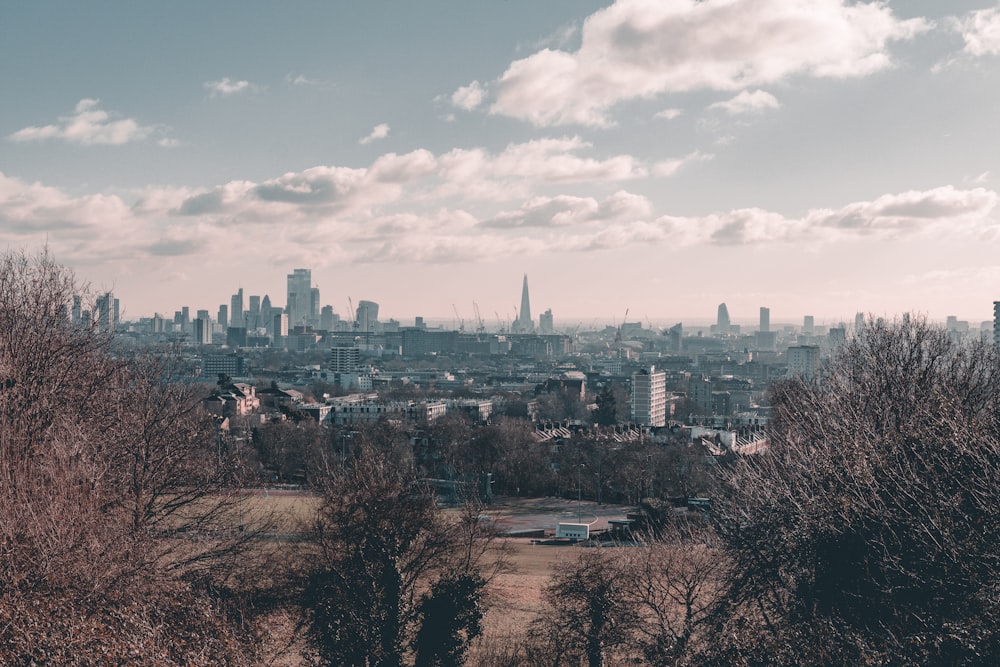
[523,22,580,53]
[954,6,1000,56]
[662,185,999,246]
[709,89,781,115]
[8,99,156,146]
[489,0,929,127]
[484,190,651,228]
[203,78,262,97]
[359,123,391,145]
[450,81,487,111]
[285,73,325,87]
[655,108,683,120]
[471,136,645,183]
[653,151,713,177]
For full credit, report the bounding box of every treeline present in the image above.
[4,250,1000,666]
[249,415,717,504]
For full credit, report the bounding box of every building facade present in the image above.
[632,366,667,427]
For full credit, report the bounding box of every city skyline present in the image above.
[111,268,990,333]
[3,1,1000,323]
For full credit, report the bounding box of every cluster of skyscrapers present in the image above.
[133,268,386,345]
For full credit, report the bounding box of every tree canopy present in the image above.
[709,317,1000,665]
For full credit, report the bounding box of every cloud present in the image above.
[0,171,158,266]
[203,78,263,97]
[489,0,929,127]
[954,6,1000,56]
[663,185,999,246]
[484,190,652,228]
[709,89,780,115]
[8,99,156,146]
[167,138,644,230]
[655,108,683,120]
[285,73,326,87]
[455,136,645,183]
[563,221,671,252]
[524,22,580,52]
[352,232,542,265]
[359,123,390,145]
[450,81,487,111]
[653,150,713,177]
[810,186,997,230]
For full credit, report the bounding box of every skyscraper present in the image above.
[310,287,321,327]
[193,318,212,345]
[287,269,312,327]
[260,295,272,333]
[760,306,770,333]
[231,289,244,328]
[516,274,534,333]
[356,300,379,333]
[717,303,731,335]
[321,305,336,331]
[95,292,117,332]
[539,308,554,334]
[248,295,261,329]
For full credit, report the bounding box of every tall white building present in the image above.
[631,366,667,427]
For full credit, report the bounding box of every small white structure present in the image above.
[556,523,590,540]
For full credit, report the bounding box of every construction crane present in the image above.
[347,297,357,331]
[473,301,485,334]
[495,311,505,334]
[452,304,465,332]
[616,307,629,342]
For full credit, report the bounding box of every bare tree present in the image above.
[623,524,729,665]
[532,550,639,667]
[707,317,1000,665]
[0,249,259,665]
[302,443,504,666]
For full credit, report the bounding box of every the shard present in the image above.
[517,274,534,332]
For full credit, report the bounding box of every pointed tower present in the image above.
[516,274,535,333]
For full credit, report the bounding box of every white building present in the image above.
[631,366,667,427]
[786,345,820,379]
[329,346,360,373]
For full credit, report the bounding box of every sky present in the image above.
[3,0,1000,328]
